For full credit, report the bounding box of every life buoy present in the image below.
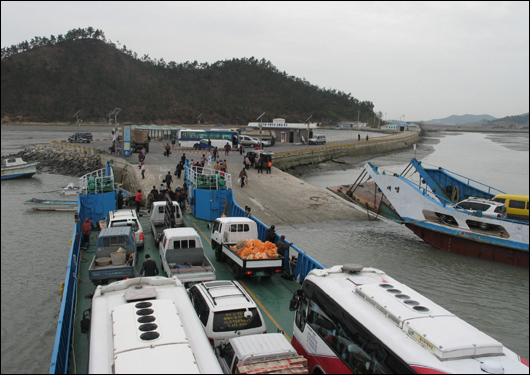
[451,186,460,203]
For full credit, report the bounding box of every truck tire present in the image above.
[232,264,243,279]
[215,247,224,262]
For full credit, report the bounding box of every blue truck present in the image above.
[88,227,137,285]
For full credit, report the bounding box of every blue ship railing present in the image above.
[49,222,81,374]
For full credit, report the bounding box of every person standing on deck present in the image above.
[81,218,91,249]
[265,225,276,243]
[141,254,159,276]
[117,190,124,209]
[135,189,142,214]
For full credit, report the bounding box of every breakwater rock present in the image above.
[9,144,102,177]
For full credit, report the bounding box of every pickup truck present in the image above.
[150,200,186,244]
[210,217,283,279]
[88,227,137,285]
[217,333,308,374]
[159,227,216,284]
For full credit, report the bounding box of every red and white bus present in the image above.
[289,265,528,374]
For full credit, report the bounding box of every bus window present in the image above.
[305,294,408,374]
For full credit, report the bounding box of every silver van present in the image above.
[309,134,326,145]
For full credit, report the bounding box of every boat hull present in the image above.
[1,170,37,180]
[405,223,529,267]
[1,163,38,180]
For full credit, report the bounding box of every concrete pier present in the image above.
[100,131,419,226]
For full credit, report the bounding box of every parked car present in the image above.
[68,133,91,143]
[453,197,507,230]
[79,132,93,141]
[454,197,507,219]
[188,280,266,347]
[106,208,144,248]
[308,134,326,145]
[239,135,270,147]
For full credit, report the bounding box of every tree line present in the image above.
[1,27,379,125]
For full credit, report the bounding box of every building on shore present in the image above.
[247,118,319,144]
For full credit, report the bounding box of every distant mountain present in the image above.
[488,113,529,126]
[1,27,376,124]
[425,114,497,125]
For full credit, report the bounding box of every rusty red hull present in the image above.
[405,223,529,267]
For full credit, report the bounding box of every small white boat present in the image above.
[1,157,39,180]
[61,182,82,195]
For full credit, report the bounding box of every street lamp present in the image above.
[305,115,312,144]
[256,112,265,148]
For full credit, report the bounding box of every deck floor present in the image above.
[70,210,299,373]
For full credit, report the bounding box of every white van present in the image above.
[107,209,144,248]
[309,134,326,145]
[188,280,266,347]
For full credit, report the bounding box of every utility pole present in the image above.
[256,112,265,148]
[305,115,312,144]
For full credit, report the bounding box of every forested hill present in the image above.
[1,29,375,124]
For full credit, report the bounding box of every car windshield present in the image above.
[213,308,262,332]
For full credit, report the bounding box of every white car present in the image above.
[188,280,266,347]
[453,197,507,230]
[106,209,144,248]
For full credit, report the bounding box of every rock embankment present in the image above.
[6,145,102,177]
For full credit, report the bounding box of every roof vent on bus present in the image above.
[342,264,363,273]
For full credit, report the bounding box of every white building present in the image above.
[247,118,319,144]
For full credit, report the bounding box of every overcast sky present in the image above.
[2,1,528,121]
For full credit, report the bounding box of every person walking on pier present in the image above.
[141,254,159,276]
[165,171,173,189]
[257,156,264,174]
[366,134,369,141]
[140,162,146,179]
[358,134,361,141]
[266,159,272,174]
[176,161,184,179]
[224,142,231,156]
[239,168,248,188]
[213,147,218,160]
[245,155,251,170]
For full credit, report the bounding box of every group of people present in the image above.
[146,183,188,213]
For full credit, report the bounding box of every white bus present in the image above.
[88,277,223,374]
[289,265,528,374]
[178,129,238,149]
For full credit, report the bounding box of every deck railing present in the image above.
[49,223,81,374]
[186,164,232,190]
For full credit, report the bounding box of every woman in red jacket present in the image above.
[135,189,142,214]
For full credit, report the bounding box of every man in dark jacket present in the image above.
[141,254,159,276]
[265,225,276,243]
[165,171,173,189]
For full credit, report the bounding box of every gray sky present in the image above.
[2,1,528,121]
